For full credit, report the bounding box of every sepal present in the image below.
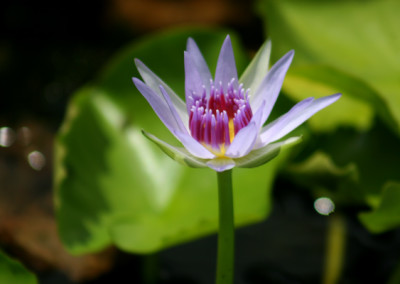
[239,39,271,96]
[142,130,208,168]
[235,136,302,168]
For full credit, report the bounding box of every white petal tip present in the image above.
[132,77,142,85]
[134,58,144,66]
[285,50,295,62]
[186,37,195,48]
[132,78,148,90]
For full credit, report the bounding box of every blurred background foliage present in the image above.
[1,0,400,283]
[0,250,37,284]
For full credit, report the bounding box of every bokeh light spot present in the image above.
[0,127,16,147]
[28,150,46,171]
[314,197,335,216]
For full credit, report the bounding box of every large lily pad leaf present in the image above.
[259,0,400,133]
[55,28,291,254]
[0,250,37,284]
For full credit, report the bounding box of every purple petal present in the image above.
[251,100,266,129]
[260,97,313,135]
[250,50,294,125]
[134,78,214,159]
[225,122,258,158]
[215,35,239,90]
[133,78,186,135]
[186,38,212,92]
[184,51,207,112]
[206,158,236,172]
[259,93,342,146]
[225,100,265,158]
[135,59,188,121]
[159,85,188,133]
[174,131,215,159]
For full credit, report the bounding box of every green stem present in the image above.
[216,169,235,284]
[143,253,158,284]
[323,214,346,284]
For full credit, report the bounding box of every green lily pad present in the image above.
[0,250,37,284]
[55,28,292,254]
[259,0,400,133]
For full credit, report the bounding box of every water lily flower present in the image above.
[132,35,341,172]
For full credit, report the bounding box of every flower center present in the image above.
[188,79,253,156]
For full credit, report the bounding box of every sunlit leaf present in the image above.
[259,0,400,133]
[55,28,290,254]
[0,251,37,284]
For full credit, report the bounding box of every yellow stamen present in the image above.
[203,143,227,158]
[217,144,226,157]
[228,119,235,143]
[201,119,235,158]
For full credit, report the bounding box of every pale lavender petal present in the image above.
[251,100,266,129]
[159,85,188,133]
[215,35,239,90]
[206,158,236,172]
[225,122,258,158]
[186,38,212,91]
[135,59,188,121]
[133,78,185,136]
[250,50,294,125]
[174,131,215,159]
[259,98,314,138]
[259,93,342,146]
[225,101,265,158]
[134,78,214,159]
[184,51,206,112]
